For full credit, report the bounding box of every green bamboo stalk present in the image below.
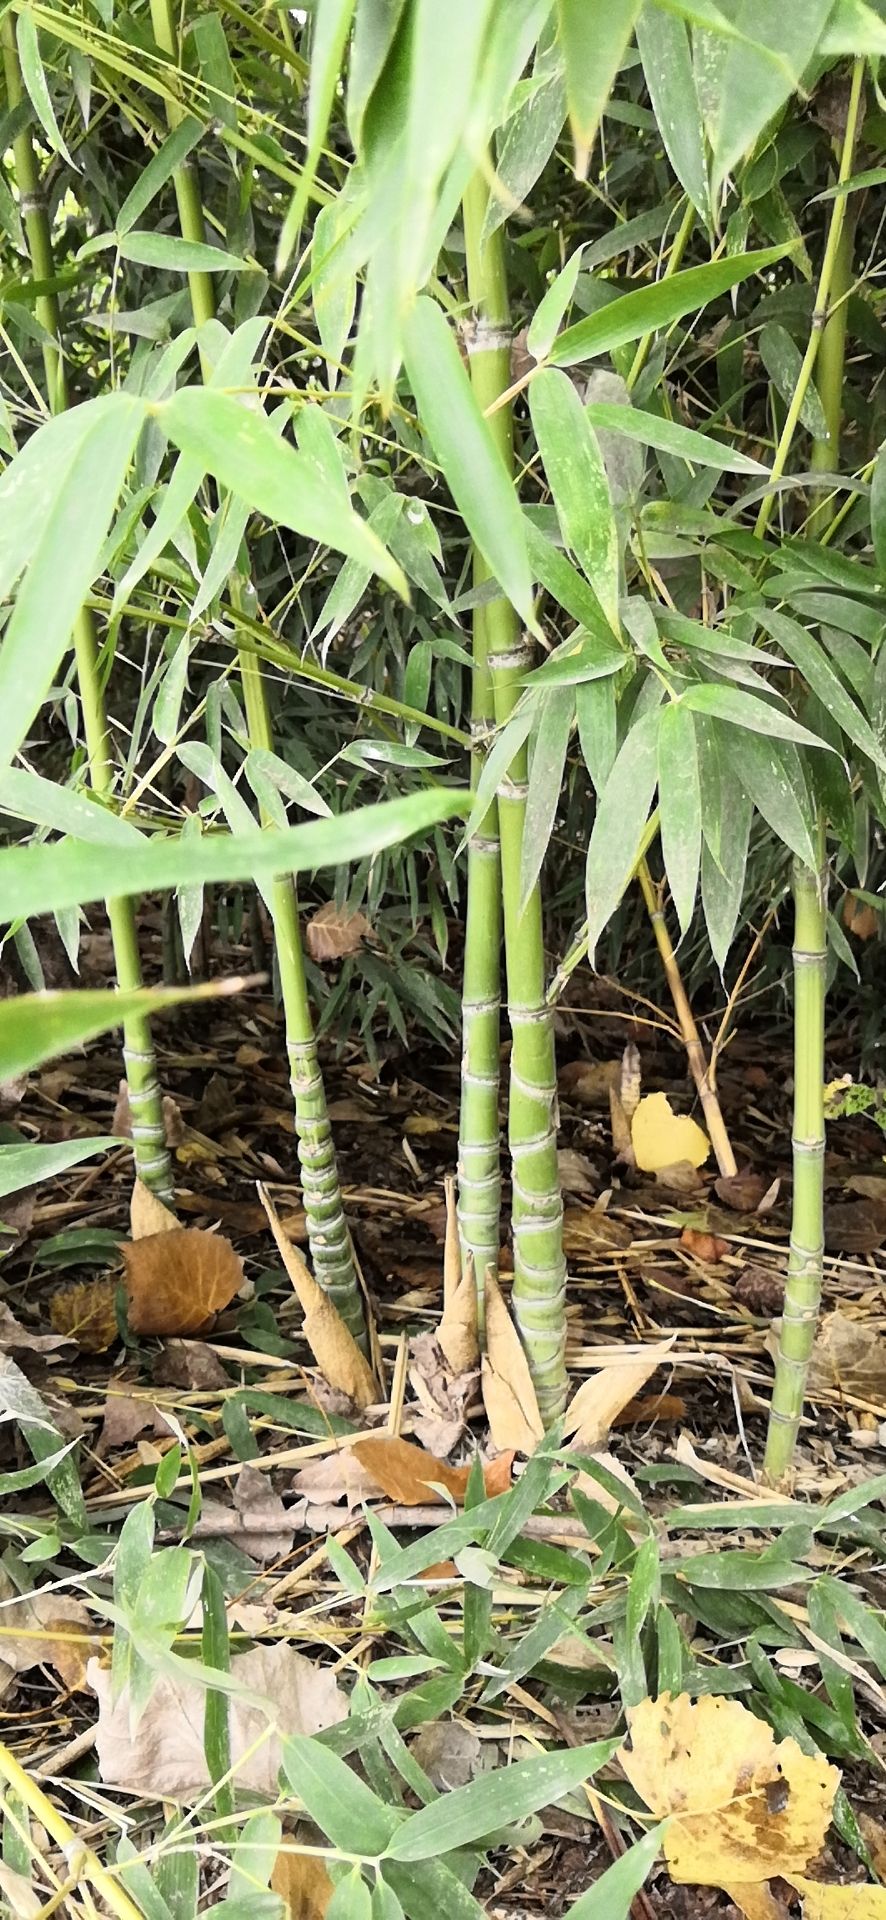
[763,855,827,1486]
[148,0,366,1343]
[1,17,174,1201]
[462,173,567,1421]
[807,147,858,536]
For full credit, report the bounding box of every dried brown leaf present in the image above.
[122,1228,243,1336]
[50,1278,118,1352]
[90,1641,346,1800]
[258,1185,377,1409]
[305,904,370,963]
[564,1340,674,1448]
[130,1177,178,1240]
[843,893,879,941]
[805,1310,886,1404]
[558,1059,620,1107]
[0,1302,71,1355]
[481,1272,544,1456]
[714,1170,771,1213]
[620,1042,642,1118]
[411,1721,485,1791]
[97,1392,166,1453]
[556,1149,599,1198]
[271,1847,333,1919]
[153,1339,231,1390]
[0,1577,95,1690]
[290,1449,377,1508]
[0,1864,42,1920]
[680,1226,731,1263]
[233,1465,294,1564]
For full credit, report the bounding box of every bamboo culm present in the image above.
[462,174,567,1421]
[763,858,827,1485]
[1,16,174,1202]
[148,0,366,1344]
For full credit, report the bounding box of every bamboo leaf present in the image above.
[583,401,766,473]
[758,611,886,772]
[118,231,249,272]
[524,514,612,630]
[682,682,832,752]
[565,1823,667,1919]
[282,1735,400,1855]
[403,296,536,628]
[576,675,617,791]
[0,395,145,779]
[871,446,886,579]
[0,791,468,922]
[160,389,408,596]
[529,368,620,631]
[820,0,886,52]
[549,245,795,367]
[153,636,190,745]
[16,11,75,166]
[702,3,833,194]
[0,1136,120,1200]
[0,982,237,1081]
[485,68,566,238]
[720,728,817,868]
[759,323,829,440]
[277,0,357,270]
[117,117,203,229]
[0,767,145,846]
[557,0,641,176]
[527,246,584,361]
[657,702,701,936]
[700,773,752,972]
[385,1741,619,1860]
[525,629,625,689]
[520,687,574,908]
[636,5,709,222]
[585,709,660,961]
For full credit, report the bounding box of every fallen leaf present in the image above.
[789,1883,886,1916]
[609,1084,635,1163]
[305,904,370,962]
[715,1171,771,1213]
[722,1886,789,1920]
[122,1228,243,1336]
[0,1302,71,1354]
[558,1059,620,1107]
[847,1175,886,1204]
[825,1201,886,1255]
[843,893,879,941]
[194,1071,235,1135]
[680,1227,731,1264]
[130,1177,178,1239]
[557,1149,599,1198]
[631,1093,710,1174]
[562,1209,632,1255]
[290,1449,378,1508]
[271,1845,333,1918]
[50,1278,118,1351]
[613,1391,686,1428]
[0,1575,95,1691]
[153,1339,231,1390]
[564,1341,674,1448]
[859,1815,886,1880]
[438,1250,479,1376]
[620,1042,642,1118]
[350,1434,513,1507]
[411,1720,486,1791]
[619,1693,839,1888]
[90,1641,347,1799]
[258,1185,378,1410]
[233,1465,294,1563]
[0,1863,42,1920]
[805,1310,886,1405]
[97,1392,166,1453]
[481,1272,544,1456]
[652,1161,707,1194]
[733,1267,784,1316]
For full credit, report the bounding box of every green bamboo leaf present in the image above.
[0,981,244,1081]
[0,1136,120,1200]
[525,628,625,689]
[282,1736,400,1854]
[0,790,467,922]
[244,748,332,820]
[527,247,584,362]
[312,196,359,383]
[820,0,886,51]
[583,401,766,473]
[758,612,886,772]
[657,702,701,936]
[585,708,660,960]
[484,67,566,240]
[565,1823,667,1919]
[549,245,795,368]
[871,446,886,580]
[557,0,641,175]
[372,1883,405,1920]
[520,687,574,908]
[463,707,535,845]
[682,682,831,752]
[385,1740,619,1861]
[116,119,205,235]
[0,408,99,607]
[0,1356,85,1526]
[703,3,832,195]
[720,728,816,868]
[381,1858,485,1920]
[0,767,145,846]
[153,636,190,745]
[700,775,752,972]
[348,0,409,150]
[0,395,145,779]
[636,6,709,222]
[16,11,75,166]
[529,368,620,632]
[328,1871,372,1919]
[277,0,357,270]
[160,389,408,596]
[576,675,617,791]
[758,323,829,440]
[403,296,536,629]
[119,231,249,272]
[524,514,612,631]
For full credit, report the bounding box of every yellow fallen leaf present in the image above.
[631,1093,710,1174]
[271,1846,333,1918]
[620,1694,838,1887]
[438,1250,479,1376]
[721,1886,787,1920]
[258,1185,378,1410]
[130,1177,178,1239]
[122,1229,243,1336]
[481,1271,544,1456]
[790,1882,886,1917]
[563,1339,674,1448]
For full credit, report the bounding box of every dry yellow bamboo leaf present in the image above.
[481,1270,544,1456]
[443,1172,460,1313]
[257,1185,378,1410]
[564,1339,674,1448]
[438,1249,479,1375]
[631,1092,710,1173]
[271,1847,333,1918]
[130,1178,178,1240]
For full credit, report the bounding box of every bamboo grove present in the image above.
[1,0,886,1483]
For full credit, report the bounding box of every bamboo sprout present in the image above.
[763,857,827,1486]
[148,0,366,1343]
[462,173,567,1421]
[1,18,174,1201]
